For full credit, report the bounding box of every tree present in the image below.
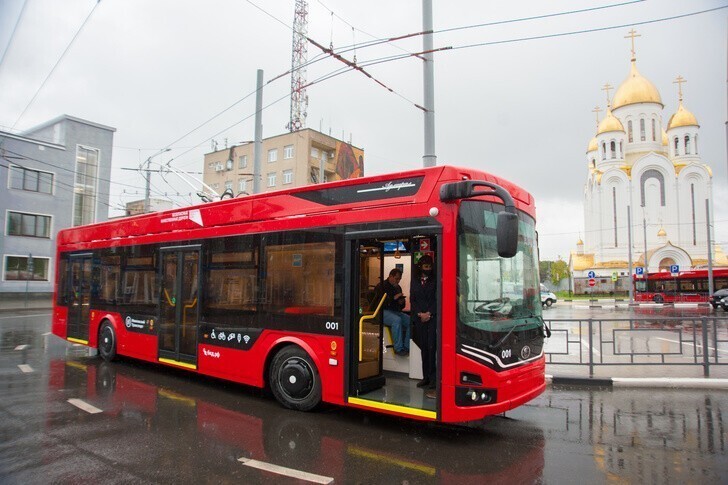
[539,260,569,286]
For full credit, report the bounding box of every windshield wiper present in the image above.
[488,321,528,350]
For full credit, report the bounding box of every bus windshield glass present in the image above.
[457,201,542,335]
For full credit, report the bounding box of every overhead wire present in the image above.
[0,0,29,72]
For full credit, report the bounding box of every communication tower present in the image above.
[288,0,309,132]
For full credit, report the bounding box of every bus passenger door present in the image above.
[350,241,386,394]
[67,254,92,343]
[159,247,200,368]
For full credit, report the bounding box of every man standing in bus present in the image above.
[411,254,437,398]
[374,268,411,356]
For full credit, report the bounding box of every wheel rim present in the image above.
[100,327,113,355]
[277,356,314,401]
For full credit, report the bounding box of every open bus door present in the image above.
[158,246,200,368]
[67,253,93,344]
[351,240,386,394]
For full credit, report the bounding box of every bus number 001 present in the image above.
[325,321,339,331]
[501,349,512,359]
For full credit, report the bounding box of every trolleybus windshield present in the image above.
[457,201,543,343]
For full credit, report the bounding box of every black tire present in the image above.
[269,346,321,412]
[545,299,553,307]
[98,321,117,362]
[722,303,728,312]
[653,294,664,303]
[711,303,718,310]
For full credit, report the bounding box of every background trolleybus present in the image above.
[633,268,728,304]
[52,165,549,423]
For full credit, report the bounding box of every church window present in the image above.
[627,121,633,143]
[639,119,646,141]
[695,135,698,154]
[690,183,696,245]
[612,187,618,247]
[601,142,606,160]
[610,141,616,159]
[640,169,666,207]
[619,141,623,157]
[674,137,679,155]
[651,119,656,141]
[684,135,691,154]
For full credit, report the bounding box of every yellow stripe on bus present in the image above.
[347,397,437,420]
[158,358,197,370]
[67,337,88,345]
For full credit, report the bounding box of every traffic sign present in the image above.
[635,266,644,275]
[587,270,596,278]
[588,278,596,287]
[611,272,618,282]
[670,264,679,275]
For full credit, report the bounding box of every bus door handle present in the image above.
[358,295,386,362]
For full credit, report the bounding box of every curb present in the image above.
[546,375,728,390]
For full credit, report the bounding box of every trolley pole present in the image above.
[253,69,264,194]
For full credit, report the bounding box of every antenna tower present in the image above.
[288,0,309,132]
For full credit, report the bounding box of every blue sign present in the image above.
[635,267,644,275]
[670,264,679,274]
[587,270,596,278]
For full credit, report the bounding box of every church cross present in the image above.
[601,83,614,108]
[624,29,641,60]
[592,106,602,126]
[673,75,687,102]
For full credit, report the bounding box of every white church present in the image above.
[570,31,727,292]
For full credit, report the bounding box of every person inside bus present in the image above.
[411,254,437,398]
[373,268,411,356]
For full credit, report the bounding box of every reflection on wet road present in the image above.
[0,312,726,483]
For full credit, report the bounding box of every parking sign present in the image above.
[670,264,679,275]
[635,267,644,275]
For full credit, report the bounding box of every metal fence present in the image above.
[544,317,728,377]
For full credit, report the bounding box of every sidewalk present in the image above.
[0,293,53,311]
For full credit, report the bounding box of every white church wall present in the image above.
[631,153,677,256]
[677,165,711,257]
[613,103,663,154]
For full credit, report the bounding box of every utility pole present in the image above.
[627,206,633,303]
[422,0,436,167]
[253,69,264,194]
[707,199,714,294]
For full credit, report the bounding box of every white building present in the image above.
[570,35,726,293]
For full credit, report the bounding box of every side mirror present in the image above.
[497,211,518,258]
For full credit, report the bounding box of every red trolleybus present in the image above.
[633,268,728,304]
[52,166,548,423]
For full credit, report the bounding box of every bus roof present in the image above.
[639,268,728,279]
[57,165,535,247]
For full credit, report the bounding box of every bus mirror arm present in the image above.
[440,180,519,258]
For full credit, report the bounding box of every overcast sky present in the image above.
[0,0,726,260]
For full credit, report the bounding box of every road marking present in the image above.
[580,338,601,355]
[238,458,333,484]
[67,398,102,414]
[14,344,29,350]
[655,337,728,355]
[0,313,51,320]
[18,364,33,373]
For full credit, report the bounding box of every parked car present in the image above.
[709,288,728,310]
[540,284,557,307]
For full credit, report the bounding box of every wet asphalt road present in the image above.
[1,310,727,484]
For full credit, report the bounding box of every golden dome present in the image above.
[657,227,667,237]
[661,130,668,146]
[667,101,699,130]
[612,61,663,109]
[587,137,598,152]
[577,238,584,245]
[597,109,624,135]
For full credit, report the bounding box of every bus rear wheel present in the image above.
[269,346,321,412]
[98,322,117,362]
[652,295,664,303]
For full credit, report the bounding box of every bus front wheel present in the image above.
[98,322,117,362]
[269,346,321,412]
[652,295,664,303]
